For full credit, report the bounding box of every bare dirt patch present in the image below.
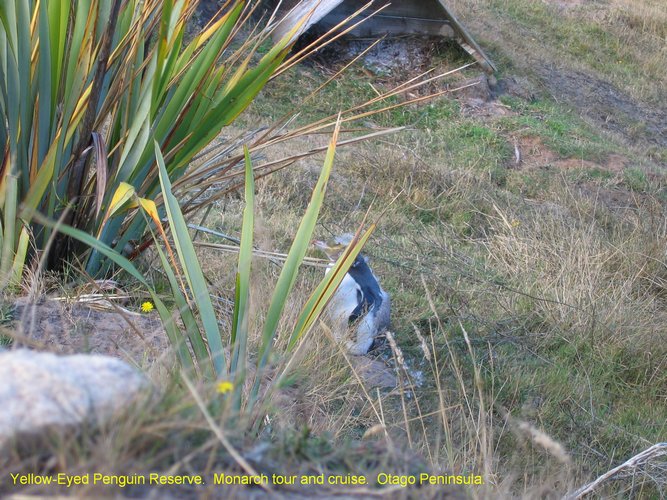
[8,298,398,393]
[553,158,609,170]
[514,136,630,176]
[605,154,629,173]
[11,298,168,367]
[550,0,585,10]
[537,66,667,150]
[344,38,442,76]
[577,182,653,212]
[515,136,558,168]
[460,98,515,118]
[457,75,517,118]
[303,36,450,78]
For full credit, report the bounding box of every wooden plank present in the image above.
[435,0,497,73]
[317,13,455,38]
[334,0,449,20]
[269,0,496,73]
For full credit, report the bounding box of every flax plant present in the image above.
[50,123,373,419]
[1,0,460,289]
[0,0,297,282]
[1,0,466,414]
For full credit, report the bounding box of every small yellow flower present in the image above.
[216,381,234,395]
[140,301,154,313]
[511,219,521,228]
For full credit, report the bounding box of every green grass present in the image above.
[246,49,666,493]
[622,167,650,192]
[0,297,15,346]
[491,333,667,465]
[179,1,667,494]
[483,0,666,104]
[498,96,616,160]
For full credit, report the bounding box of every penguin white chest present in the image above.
[327,272,362,326]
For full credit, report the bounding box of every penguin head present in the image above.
[313,233,367,266]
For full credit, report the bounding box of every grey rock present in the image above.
[349,357,397,388]
[0,349,150,448]
[456,75,493,102]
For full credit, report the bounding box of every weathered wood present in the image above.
[269,0,496,73]
[435,0,497,73]
[317,14,455,38]
[272,0,344,44]
[335,0,450,20]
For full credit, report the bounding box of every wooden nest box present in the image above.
[270,0,496,73]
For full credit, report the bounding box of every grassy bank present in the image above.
[227,0,667,494]
[3,0,666,497]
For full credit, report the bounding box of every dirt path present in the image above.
[537,65,667,150]
[440,0,667,160]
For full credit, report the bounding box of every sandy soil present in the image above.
[11,297,169,368]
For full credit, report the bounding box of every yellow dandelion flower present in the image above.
[511,219,521,228]
[216,381,234,395]
[140,301,154,313]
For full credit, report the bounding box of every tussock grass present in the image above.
[609,0,667,44]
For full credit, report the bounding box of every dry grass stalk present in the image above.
[502,411,572,466]
[566,442,667,499]
[412,322,431,362]
[384,330,405,368]
[317,319,389,437]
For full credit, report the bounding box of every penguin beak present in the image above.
[312,240,329,251]
[312,240,341,261]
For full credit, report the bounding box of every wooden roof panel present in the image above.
[271,0,496,73]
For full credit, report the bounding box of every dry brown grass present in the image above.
[196,107,666,494]
[6,133,665,497]
[484,184,667,353]
[610,0,667,40]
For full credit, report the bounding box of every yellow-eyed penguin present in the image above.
[313,234,391,355]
